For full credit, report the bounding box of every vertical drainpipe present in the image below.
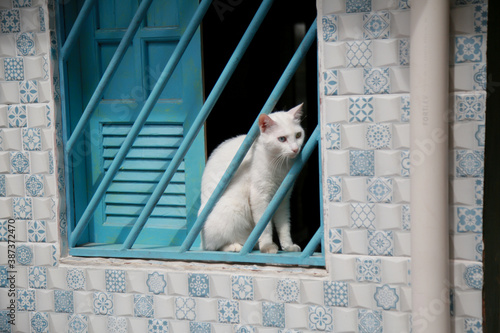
[410,0,450,332]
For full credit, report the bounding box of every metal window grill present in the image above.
[57,0,324,266]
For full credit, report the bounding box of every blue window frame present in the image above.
[57,0,324,267]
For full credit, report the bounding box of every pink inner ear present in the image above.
[258,114,275,132]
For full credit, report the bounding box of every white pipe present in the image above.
[410,0,450,332]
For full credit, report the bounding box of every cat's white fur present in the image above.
[199,104,305,253]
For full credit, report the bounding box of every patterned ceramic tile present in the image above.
[475,179,484,205]
[323,70,338,96]
[457,207,482,233]
[328,228,343,254]
[327,176,342,202]
[1,10,21,33]
[276,279,299,303]
[0,310,10,333]
[367,177,392,203]
[232,275,253,300]
[55,290,74,313]
[356,257,381,282]
[364,68,390,94]
[93,292,114,316]
[463,264,483,289]
[351,203,376,229]
[19,80,39,103]
[16,243,33,265]
[474,4,488,33]
[262,302,285,328]
[308,306,333,331]
[475,124,485,147]
[25,174,44,197]
[147,271,166,295]
[349,97,374,122]
[217,299,240,324]
[134,295,154,318]
[67,268,85,290]
[366,124,391,149]
[455,35,483,63]
[455,94,485,121]
[28,220,46,242]
[475,234,483,261]
[363,12,390,39]
[17,32,36,56]
[346,41,372,68]
[188,273,209,298]
[22,128,42,151]
[13,0,32,7]
[0,175,5,197]
[148,319,169,333]
[18,288,36,311]
[107,316,127,333]
[68,314,88,333]
[10,152,30,174]
[325,123,341,149]
[8,105,27,127]
[105,269,126,293]
[190,322,211,333]
[0,266,7,287]
[235,325,255,333]
[13,197,33,219]
[28,266,47,289]
[4,57,24,81]
[30,312,49,333]
[473,63,486,90]
[374,284,399,310]
[322,14,338,42]
[399,0,410,9]
[346,0,371,13]
[324,281,348,307]
[456,150,484,177]
[39,7,46,32]
[368,230,394,256]
[349,150,375,176]
[401,95,410,122]
[465,318,482,333]
[401,150,410,177]
[358,309,382,333]
[175,297,196,321]
[399,39,410,66]
[402,205,411,230]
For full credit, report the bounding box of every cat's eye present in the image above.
[296,132,302,139]
[278,136,287,142]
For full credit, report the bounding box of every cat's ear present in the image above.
[288,103,303,123]
[258,114,276,133]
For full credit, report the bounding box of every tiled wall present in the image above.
[0,0,486,332]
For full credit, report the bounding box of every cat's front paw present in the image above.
[260,243,279,254]
[283,244,301,252]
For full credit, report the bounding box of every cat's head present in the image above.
[258,104,305,158]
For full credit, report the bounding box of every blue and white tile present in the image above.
[457,206,482,233]
[308,305,333,331]
[148,319,169,333]
[399,39,410,66]
[322,14,338,42]
[327,176,342,202]
[350,203,375,229]
[474,234,483,261]
[13,197,32,220]
[55,290,74,313]
[276,279,299,303]
[234,325,255,333]
[189,322,211,333]
[374,284,399,310]
[67,314,89,333]
[346,0,371,13]
[363,12,390,39]
[474,3,488,33]
[66,268,86,291]
[402,205,411,231]
[356,257,382,282]
[455,35,484,63]
[400,95,410,122]
[16,32,36,56]
[366,123,391,149]
[25,174,44,197]
[349,96,373,122]
[134,294,154,318]
[475,124,485,148]
[13,0,32,7]
[349,150,374,176]
[324,281,348,307]
[366,177,392,203]
[18,288,36,311]
[175,297,196,321]
[368,230,394,256]
[262,302,285,328]
[473,63,486,90]
[323,70,338,96]
[93,292,114,315]
[22,127,41,151]
[463,264,483,289]
[19,80,38,103]
[28,220,46,242]
[325,123,340,149]
[455,93,485,121]
[188,273,209,298]
[7,104,27,127]
[4,57,24,81]
[217,299,239,324]
[231,275,253,300]
[465,317,482,333]
[30,312,49,333]
[0,175,5,197]
[475,178,484,206]
[1,10,21,33]
[358,309,382,333]
[10,151,30,174]
[107,316,127,333]
[328,228,343,254]
[455,150,484,178]
[346,41,372,68]
[147,271,166,295]
[28,266,47,289]
[364,68,390,94]
[106,269,126,293]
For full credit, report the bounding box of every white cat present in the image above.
[199,104,305,253]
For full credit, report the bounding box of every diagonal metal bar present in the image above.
[69,0,213,248]
[238,126,320,255]
[300,226,323,259]
[179,19,318,253]
[121,0,275,250]
[60,0,98,61]
[65,0,154,154]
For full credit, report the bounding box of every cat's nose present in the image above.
[292,147,299,154]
